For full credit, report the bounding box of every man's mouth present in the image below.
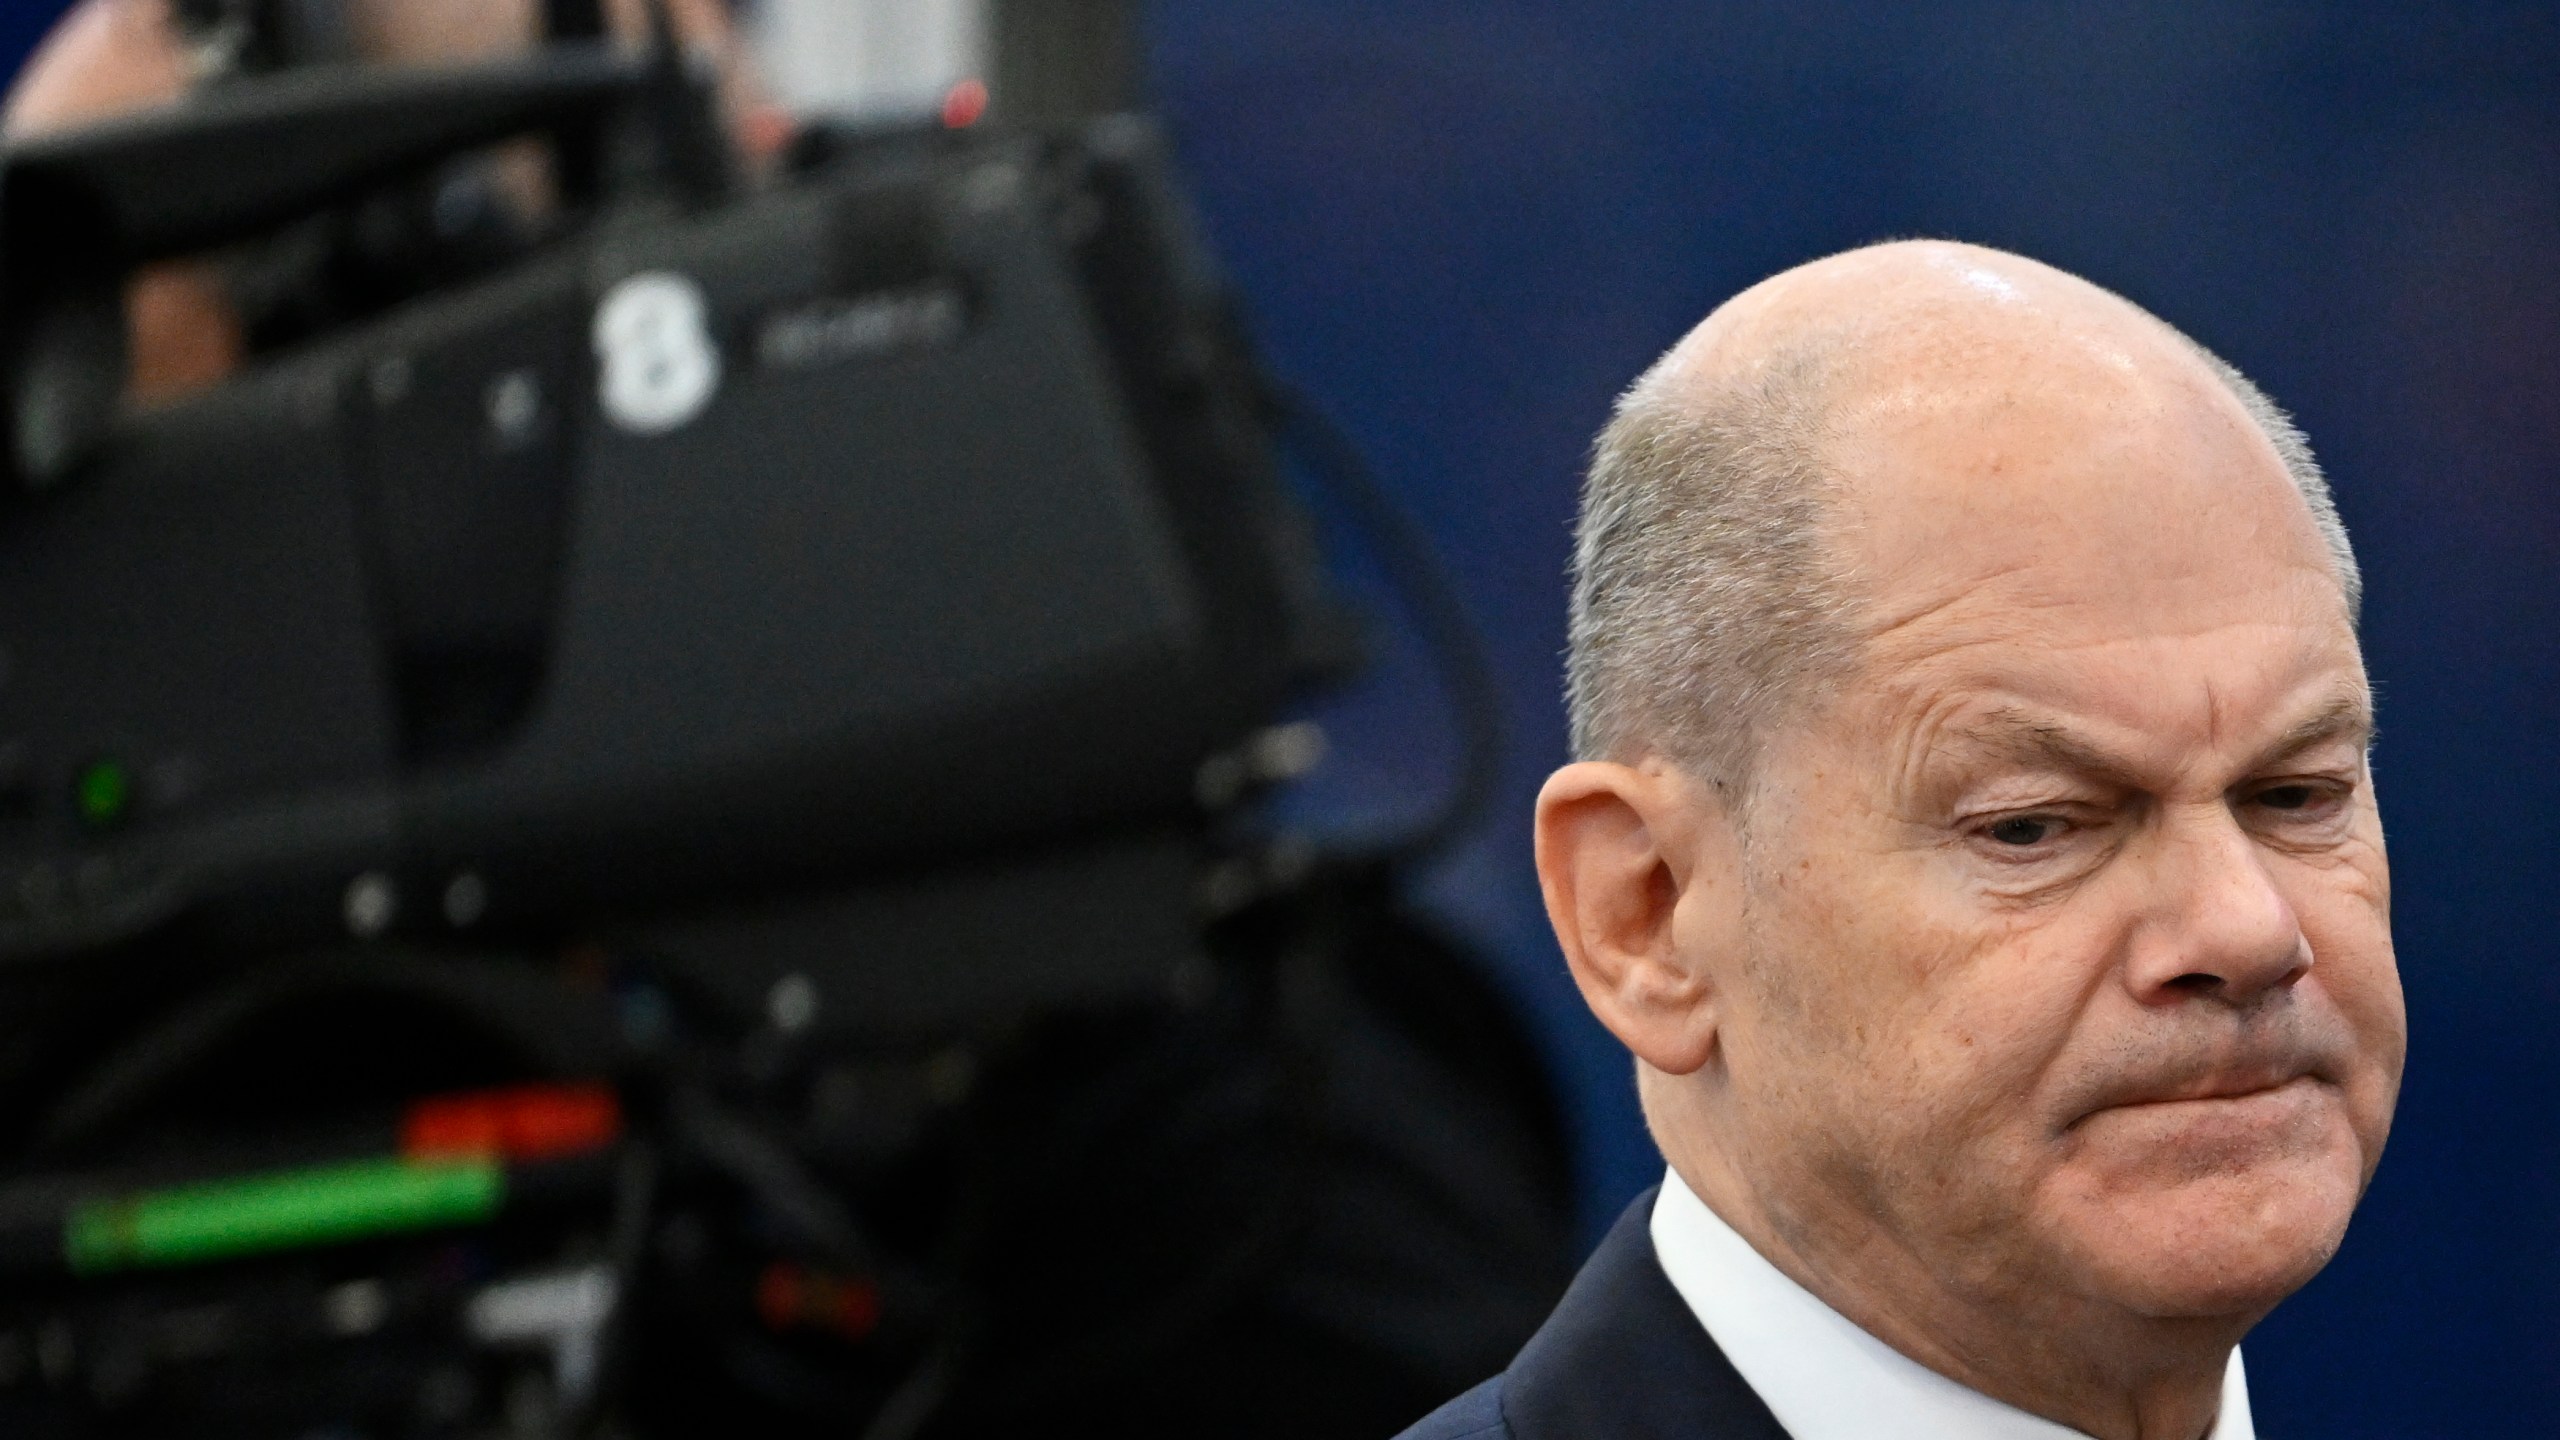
[2068,1067,2326,1130]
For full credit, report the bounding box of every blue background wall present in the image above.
[9,2,2554,1432]
[1146,4,2560,1435]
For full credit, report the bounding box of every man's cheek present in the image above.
[1898,944,2113,1222]
[1872,902,2069,1067]
[2294,896,2405,1106]
[2323,955,2406,1169]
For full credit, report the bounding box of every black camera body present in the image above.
[0,47,1573,1440]
[0,55,1338,963]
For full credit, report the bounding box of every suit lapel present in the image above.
[1502,1187,1792,1440]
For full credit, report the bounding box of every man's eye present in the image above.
[2254,784,2317,810]
[1984,815,2062,847]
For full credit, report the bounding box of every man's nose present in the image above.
[2127,805,2312,1006]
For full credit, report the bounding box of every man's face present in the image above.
[1702,338,2406,1323]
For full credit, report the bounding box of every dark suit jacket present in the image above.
[1394,1186,1791,1439]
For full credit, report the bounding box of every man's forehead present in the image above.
[1821,312,2334,651]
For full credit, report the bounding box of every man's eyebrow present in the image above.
[1935,688,2375,786]
[2251,689,2376,766]
[1939,711,2146,786]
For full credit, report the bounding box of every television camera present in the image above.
[0,29,1569,1440]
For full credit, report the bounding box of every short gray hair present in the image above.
[1563,325,2360,784]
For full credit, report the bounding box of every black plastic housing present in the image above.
[0,82,1337,958]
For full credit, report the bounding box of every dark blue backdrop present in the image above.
[8,2,2554,1432]
[1146,4,2560,1435]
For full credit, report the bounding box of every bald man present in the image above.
[1398,241,2403,1440]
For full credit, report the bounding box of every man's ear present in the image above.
[1533,760,1740,1076]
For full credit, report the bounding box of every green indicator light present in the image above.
[72,761,131,829]
[65,1156,504,1274]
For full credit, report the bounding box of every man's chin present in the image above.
[2043,1150,2364,1319]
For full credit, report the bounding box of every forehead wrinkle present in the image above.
[1876,686,2001,816]
[1860,556,2355,685]
[1856,557,2052,649]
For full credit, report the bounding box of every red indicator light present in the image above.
[941,77,989,129]
[401,1082,622,1163]
[756,1261,882,1340]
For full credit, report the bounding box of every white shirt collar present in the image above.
[1648,1168,2255,1440]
